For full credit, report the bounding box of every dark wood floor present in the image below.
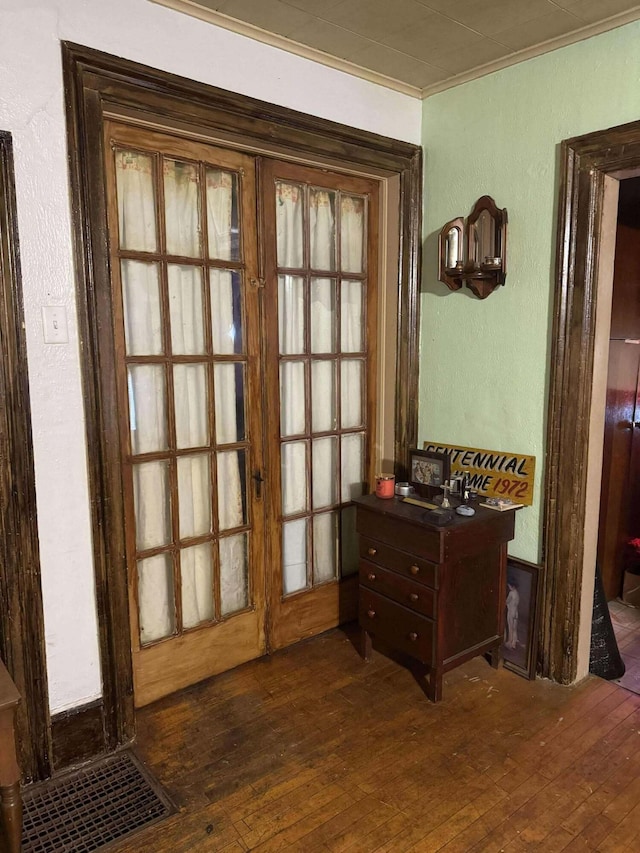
[113,624,640,852]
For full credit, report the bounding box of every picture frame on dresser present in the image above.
[408,448,450,497]
[501,557,541,680]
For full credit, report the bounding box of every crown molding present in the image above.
[421,6,640,97]
[148,0,423,98]
[150,0,640,102]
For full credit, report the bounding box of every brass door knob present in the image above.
[367,547,377,556]
[368,573,376,581]
[367,609,376,619]
[408,632,418,641]
[409,593,418,602]
[409,564,420,575]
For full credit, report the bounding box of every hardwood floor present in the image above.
[111,624,640,852]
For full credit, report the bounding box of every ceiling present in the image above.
[153,0,640,97]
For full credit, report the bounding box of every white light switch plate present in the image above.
[42,306,69,344]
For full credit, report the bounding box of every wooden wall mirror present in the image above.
[438,196,507,299]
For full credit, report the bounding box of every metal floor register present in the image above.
[21,750,174,852]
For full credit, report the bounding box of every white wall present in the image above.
[0,0,421,713]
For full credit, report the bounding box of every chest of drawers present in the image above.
[354,494,516,702]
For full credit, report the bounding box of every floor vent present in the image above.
[22,750,175,852]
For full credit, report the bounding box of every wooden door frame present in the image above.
[0,131,51,781]
[544,119,640,683]
[63,42,422,750]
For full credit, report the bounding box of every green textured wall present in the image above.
[420,21,640,561]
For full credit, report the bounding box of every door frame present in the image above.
[544,119,640,683]
[0,131,51,781]
[63,42,422,750]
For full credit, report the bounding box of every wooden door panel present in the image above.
[598,339,640,599]
[132,610,265,706]
[609,224,640,340]
[272,577,358,650]
[629,424,640,544]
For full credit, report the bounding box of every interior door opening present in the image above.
[65,40,422,759]
[596,175,640,695]
[597,176,640,606]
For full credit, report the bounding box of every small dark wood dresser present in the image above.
[354,494,516,701]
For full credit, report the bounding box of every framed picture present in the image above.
[501,557,541,680]
[408,448,450,496]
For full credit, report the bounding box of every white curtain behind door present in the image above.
[116,152,247,644]
[277,185,353,591]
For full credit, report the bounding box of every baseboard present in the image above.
[51,699,107,772]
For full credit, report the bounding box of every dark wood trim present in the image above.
[63,60,136,753]
[0,132,52,782]
[544,119,640,683]
[51,700,106,772]
[62,42,422,750]
[395,154,422,476]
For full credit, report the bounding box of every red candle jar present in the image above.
[375,473,395,499]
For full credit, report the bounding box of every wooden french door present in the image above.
[104,123,266,706]
[103,123,378,704]
[261,160,378,650]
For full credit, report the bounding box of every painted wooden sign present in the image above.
[422,441,536,506]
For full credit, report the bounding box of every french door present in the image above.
[261,160,378,649]
[103,122,378,705]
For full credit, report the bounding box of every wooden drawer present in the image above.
[357,507,441,563]
[359,537,438,589]
[359,561,436,618]
[359,589,434,665]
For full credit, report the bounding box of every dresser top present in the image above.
[353,493,517,537]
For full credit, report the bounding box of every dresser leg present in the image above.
[427,671,443,703]
[0,782,22,853]
[488,645,501,669]
[361,628,372,661]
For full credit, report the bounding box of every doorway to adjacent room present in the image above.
[596,175,640,696]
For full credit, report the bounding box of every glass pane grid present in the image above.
[115,150,158,254]
[115,146,252,643]
[137,552,175,645]
[277,183,368,592]
[163,157,202,258]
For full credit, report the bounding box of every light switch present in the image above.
[42,306,69,344]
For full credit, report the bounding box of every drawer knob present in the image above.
[367,547,377,557]
[408,632,418,642]
[409,564,420,576]
[367,573,376,581]
[409,593,419,602]
[367,609,376,619]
